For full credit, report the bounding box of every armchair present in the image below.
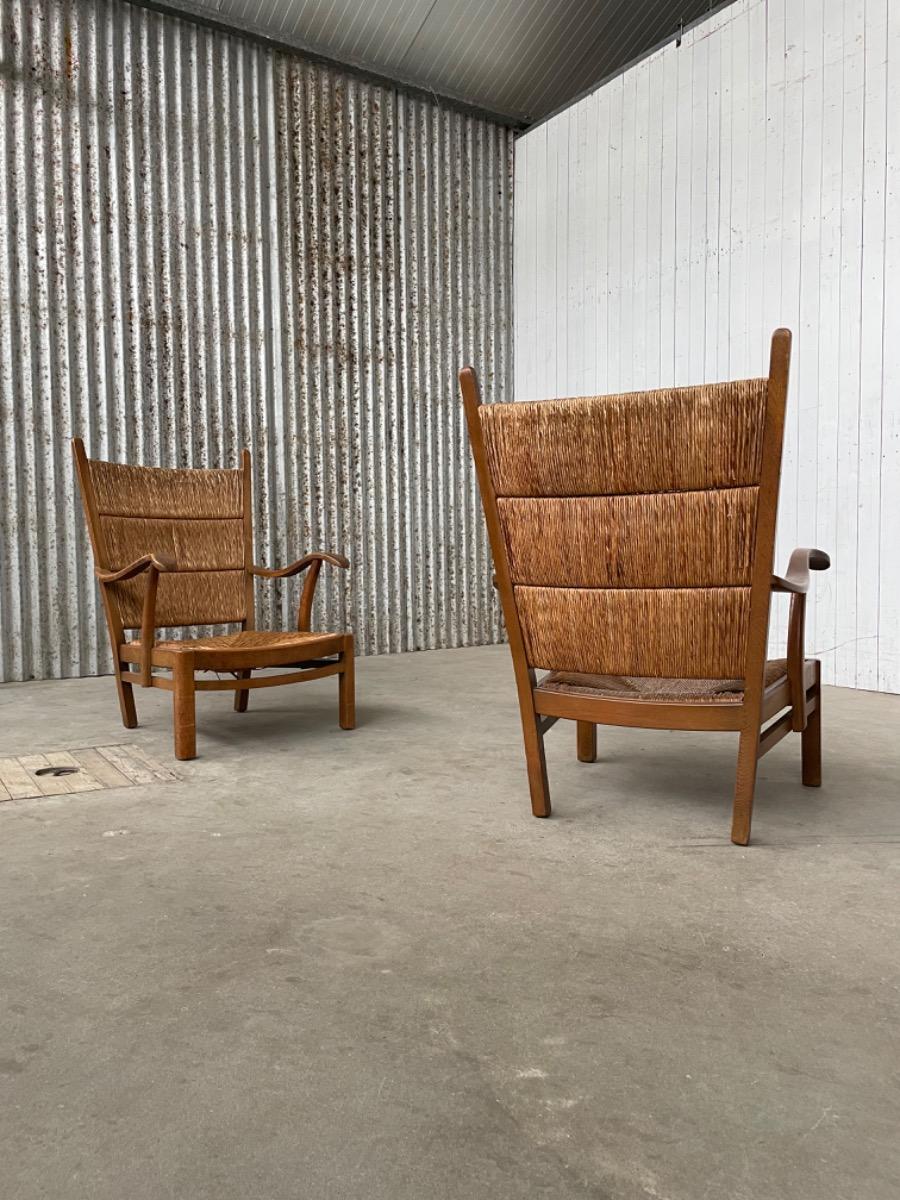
[73,442,355,760]
[460,328,830,845]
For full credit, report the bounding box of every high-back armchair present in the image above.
[460,329,829,844]
[73,441,355,760]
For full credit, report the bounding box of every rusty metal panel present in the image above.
[0,0,512,682]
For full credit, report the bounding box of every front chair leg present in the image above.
[577,721,597,763]
[115,670,138,729]
[802,661,822,787]
[173,653,197,760]
[521,706,551,818]
[339,635,355,730]
[731,725,760,845]
[234,669,251,713]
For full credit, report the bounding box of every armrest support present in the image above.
[771,548,829,731]
[249,551,350,632]
[96,554,177,688]
[771,547,830,594]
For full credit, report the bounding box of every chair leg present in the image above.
[731,726,760,845]
[576,721,597,763]
[802,663,822,787]
[172,654,197,760]
[234,669,251,713]
[520,708,551,818]
[339,638,355,730]
[115,670,138,729]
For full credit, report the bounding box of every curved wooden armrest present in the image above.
[249,551,350,631]
[96,552,177,583]
[250,551,350,580]
[96,554,176,688]
[771,547,830,594]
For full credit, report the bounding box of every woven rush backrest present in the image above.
[85,458,248,630]
[478,380,771,679]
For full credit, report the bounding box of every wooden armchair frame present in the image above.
[460,329,830,845]
[73,440,355,760]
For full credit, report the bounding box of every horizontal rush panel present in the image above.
[100,517,245,573]
[498,488,757,588]
[515,585,751,679]
[90,461,243,519]
[480,380,767,497]
[112,570,247,630]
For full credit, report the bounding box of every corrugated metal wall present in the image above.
[0,0,513,682]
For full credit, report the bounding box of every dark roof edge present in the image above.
[129,0,529,130]
[518,0,739,136]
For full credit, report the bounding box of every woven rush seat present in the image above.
[538,659,788,706]
[121,629,344,670]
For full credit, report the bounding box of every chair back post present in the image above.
[459,367,538,704]
[739,327,792,732]
[241,449,256,632]
[72,437,128,669]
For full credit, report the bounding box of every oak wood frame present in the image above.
[72,439,355,760]
[460,328,830,845]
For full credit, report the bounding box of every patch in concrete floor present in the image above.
[0,745,176,802]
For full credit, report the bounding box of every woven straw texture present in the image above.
[479,380,768,498]
[90,460,243,518]
[87,458,248,629]
[152,631,329,650]
[497,488,757,588]
[538,659,788,705]
[112,572,247,630]
[515,586,750,678]
[480,379,770,679]
[127,631,334,653]
[101,517,244,572]
[121,629,344,669]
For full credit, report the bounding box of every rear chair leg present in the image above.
[173,653,197,760]
[339,637,356,730]
[731,726,760,846]
[577,721,597,763]
[802,663,822,787]
[234,669,251,713]
[115,670,138,729]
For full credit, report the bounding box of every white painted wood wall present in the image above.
[514,0,900,693]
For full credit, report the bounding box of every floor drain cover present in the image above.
[0,745,177,802]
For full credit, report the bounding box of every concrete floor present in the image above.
[1,645,898,1200]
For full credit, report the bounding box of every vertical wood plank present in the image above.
[834,0,866,686]
[856,0,888,690]
[879,0,900,692]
